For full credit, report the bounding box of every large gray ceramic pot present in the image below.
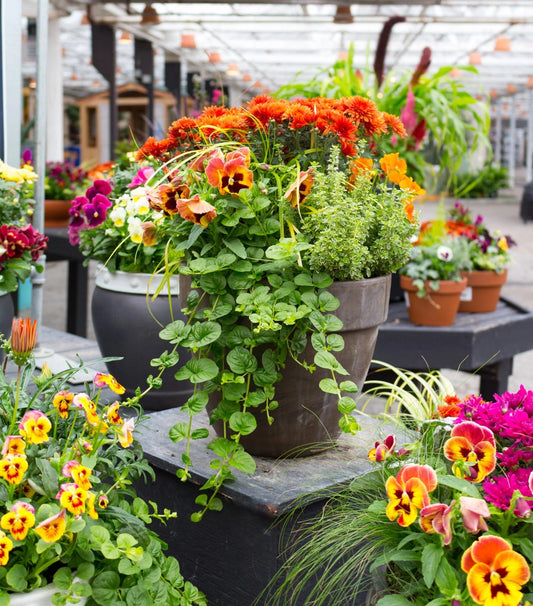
[0,291,14,364]
[181,274,391,458]
[92,268,193,411]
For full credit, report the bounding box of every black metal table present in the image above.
[373,297,533,399]
[44,227,88,337]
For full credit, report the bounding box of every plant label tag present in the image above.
[460,286,473,302]
[404,291,410,307]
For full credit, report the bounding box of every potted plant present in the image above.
[399,209,471,326]
[134,94,422,519]
[67,158,193,410]
[44,161,90,228]
[0,317,206,606]
[0,154,47,337]
[263,373,533,606]
[444,202,515,313]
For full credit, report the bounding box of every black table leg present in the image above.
[66,260,88,337]
[478,358,513,400]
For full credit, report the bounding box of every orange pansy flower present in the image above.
[444,421,496,483]
[177,195,217,228]
[385,464,437,527]
[284,169,315,208]
[205,147,254,196]
[462,535,530,606]
[0,531,13,566]
[0,501,35,541]
[35,509,67,543]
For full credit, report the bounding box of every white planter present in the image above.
[9,583,87,605]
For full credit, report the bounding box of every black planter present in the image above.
[91,270,193,411]
[0,292,14,363]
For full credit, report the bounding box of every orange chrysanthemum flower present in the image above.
[385,464,438,527]
[437,394,462,418]
[461,535,530,606]
[444,421,496,483]
[382,112,408,138]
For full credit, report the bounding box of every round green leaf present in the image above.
[229,411,257,435]
[319,378,340,394]
[183,321,222,348]
[226,347,258,374]
[174,357,220,383]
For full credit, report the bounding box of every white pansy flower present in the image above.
[110,206,126,227]
[117,194,130,206]
[437,246,453,261]
[127,216,143,244]
[130,186,146,198]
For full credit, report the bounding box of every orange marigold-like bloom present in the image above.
[1,501,35,541]
[349,157,374,181]
[35,509,67,543]
[10,317,37,366]
[53,390,74,419]
[385,464,438,527]
[398,175,426,198]
[284,169,315,208]
[461,535,530,606]
[177,195,217,227]
[444,421,496,483]
[380,153,408,183]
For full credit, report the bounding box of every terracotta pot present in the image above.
[400,275,467,326]
[91,268,193,410]
[44,199,71,228]
[182,274,392,458]
[458,269,507,313]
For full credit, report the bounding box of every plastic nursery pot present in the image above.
[400,275,467,327]
[8,582,87,605]
[44,199,71,228]
[458,269,508,313]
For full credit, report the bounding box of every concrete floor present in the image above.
[40,174,533,399]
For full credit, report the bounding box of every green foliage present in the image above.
[274,44,491,193]
[301,150,414,280]
[448,163,509,199]
[0,347,205,605]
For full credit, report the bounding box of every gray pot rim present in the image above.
[94,265,179,295]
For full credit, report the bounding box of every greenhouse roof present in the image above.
[25,1,533,111]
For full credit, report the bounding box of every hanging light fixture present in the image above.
[140,4,160,26]
[208,52,221,63]
[527,76,533,88]
[506,83,516,94]
[70,72,78,81]
[180,34,196,49]
[80,13,90,26]
[226,63,240,76]
[449,67,462,78]
[252,80,262,88]
[468,52,482,66]
[494,37,511,51]
[337,51,348,61]
[333,5,354,25]
[29,78,36,89]
[118,30,133,44]
[489,89,499,98]
[242,73,252,82]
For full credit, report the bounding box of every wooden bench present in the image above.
[372,297,533,399]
